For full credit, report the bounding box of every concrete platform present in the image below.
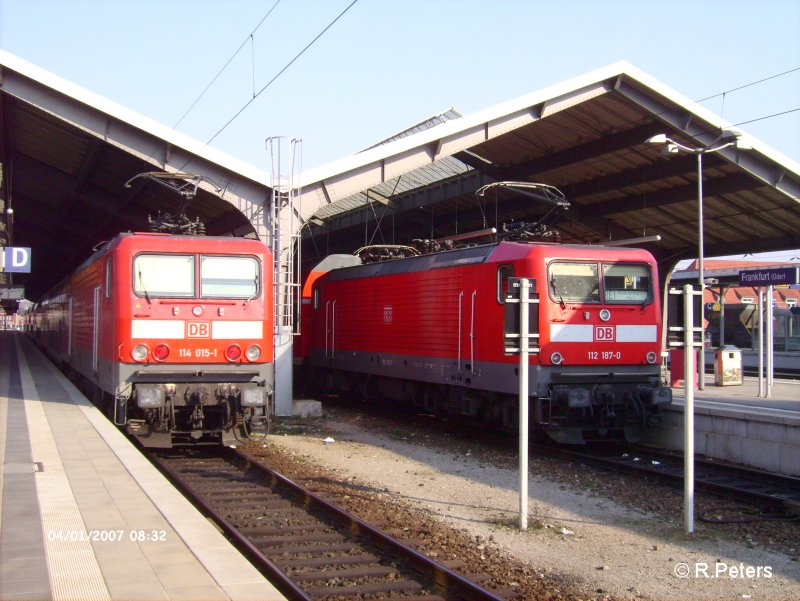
[643,377,800,476]
[0,332,285,601]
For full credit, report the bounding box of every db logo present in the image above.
[187,322,210,338]
[595,326,615,341]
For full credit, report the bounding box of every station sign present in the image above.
[0,247,32,273]
[738,267,799,287]
[0,285,25,300]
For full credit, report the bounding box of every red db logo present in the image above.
[595,326,615,341]
[187,322,210,338]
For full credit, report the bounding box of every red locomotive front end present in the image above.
[515,244,671,443]
[32,232,274,447]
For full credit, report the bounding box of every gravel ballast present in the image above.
[243,406,800,601]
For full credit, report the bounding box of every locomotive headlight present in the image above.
[153,344,170,361]
[192,306,203,316]
[646,351,658,364]
[225,344,242,362]
[131,344,149,362]
[245,344,261,361]
[241,387,266,407]
[599,309,611,322]
[550,352,563,365]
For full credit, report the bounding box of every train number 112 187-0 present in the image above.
[588,351,621,360]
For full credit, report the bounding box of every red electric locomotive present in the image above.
[29,232,273,447]
[297,240,672,444]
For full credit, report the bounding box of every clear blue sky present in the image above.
[1,0,799,259]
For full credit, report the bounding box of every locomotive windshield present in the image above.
[548,262,600,303]
[133,253,259,299]
[548,261,651,304]
[134,254,194,297]
[602,263,651,303]
[201,255,259,298]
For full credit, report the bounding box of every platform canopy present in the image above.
[297,62,800,276]
[2,51,799,304]
[0,49,273,303]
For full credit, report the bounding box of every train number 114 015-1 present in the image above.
[178,348,219,358]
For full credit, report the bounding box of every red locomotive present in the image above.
[297,240,672,443]
[29,232,273,447]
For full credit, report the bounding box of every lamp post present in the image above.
[646,130,749,389]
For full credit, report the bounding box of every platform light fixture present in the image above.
[646,129,751,389]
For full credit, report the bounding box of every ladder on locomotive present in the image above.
[268,137,302,336]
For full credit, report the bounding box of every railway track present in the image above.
[539,443,800,516]
[314,394,800,518]
[151,447,506,601]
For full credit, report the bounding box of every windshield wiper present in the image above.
[138,270,151,304]
[550,276,566,309]
[243,274,259,306]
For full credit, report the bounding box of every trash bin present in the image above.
[714,345,743,386]
[669,348,697,388]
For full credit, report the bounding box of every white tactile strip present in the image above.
[17,337,285,601]
[16,339,111,601]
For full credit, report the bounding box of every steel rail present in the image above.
[150,447,505,601]
[536,442,800,514]
[150,451,311,601]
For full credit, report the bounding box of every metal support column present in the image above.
[518,278,530,531]
[267,137,302,417]
[683,284,696,534]
[766,284,774,398]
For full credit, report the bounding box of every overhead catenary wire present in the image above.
[172,0,282,129]
[203,0,359,148]
[694,66,800,104]
[731,107,800,127]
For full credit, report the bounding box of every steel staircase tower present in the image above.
[267,137,302,416]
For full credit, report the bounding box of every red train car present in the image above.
[297,241,671,443]
[29,232,273,447]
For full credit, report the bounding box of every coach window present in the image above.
[548,262,600,303]
[602,263,651,304]
[105,257,113,298]
[133,254,194,297]
[201,255,259,298]
[497,264,514,303]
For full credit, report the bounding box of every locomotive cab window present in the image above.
[548,262,600,303]
[105,257,113,298]
[133,254,194,298]
[603,263,651,304]
[497,264,515,303]
[201,255,259,298]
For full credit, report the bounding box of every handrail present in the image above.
[470,290,477,373]
[457,291,464,373]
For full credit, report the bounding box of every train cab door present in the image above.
[92,286,101,374]
[67,297,73,358]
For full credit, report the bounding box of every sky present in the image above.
[1,0,799,260]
